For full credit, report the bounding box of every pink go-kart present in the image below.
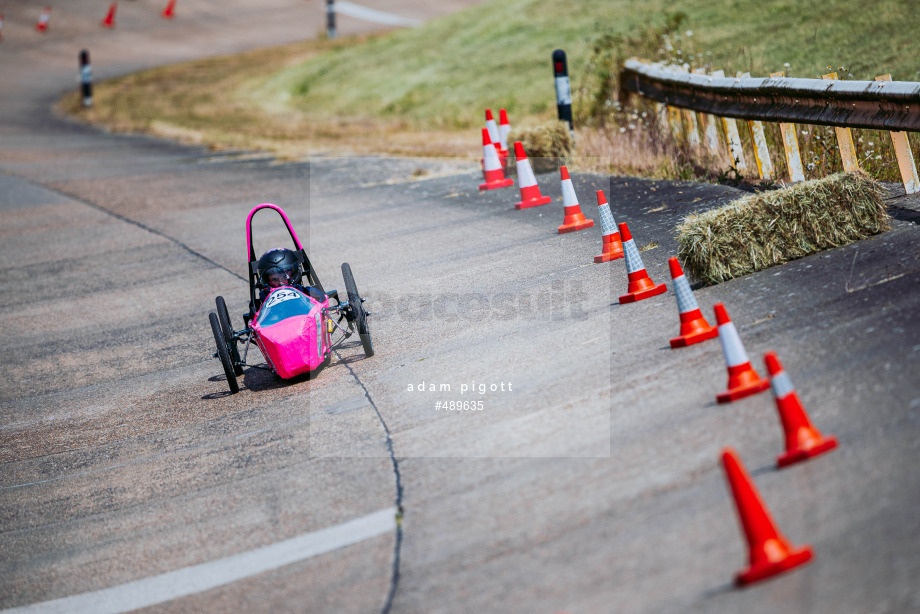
[208,203,373,394]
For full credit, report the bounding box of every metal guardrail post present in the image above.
[747,118,773,180]
[821,72,859,172]
[683,109,701,149]
[703,114,721,154]
[693,68,722,155]
[655,103,668,135]
[740,72,774,180]
[876,74,920,194]
[679,67,701,149]
[667,106,682,140]
[710,70,748,172]
[771,71,805,182]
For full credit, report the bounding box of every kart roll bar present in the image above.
[246,203,326,311]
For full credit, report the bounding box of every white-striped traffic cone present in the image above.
[557,167,594,233]
[513,142,551,209]
[498,109,511,152]
[35,7,51,32]
[714,303,770,403]
[479,128,513,191]
[484,108,507,169]
[618,223,667,303]
[485,109,503,153]
[764,352,838,468]
[594,190,623,262]
[668,257,718,348]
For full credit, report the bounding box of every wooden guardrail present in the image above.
[618,59,920,194]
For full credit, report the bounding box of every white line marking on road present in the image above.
[1,507,396,614]
[333,1,421,27]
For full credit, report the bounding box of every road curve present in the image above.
[2,2,920,614]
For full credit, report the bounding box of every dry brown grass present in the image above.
[57,35,479,159]
[569,117,732,180]
[53,32,736,172]
[676,171,890,285]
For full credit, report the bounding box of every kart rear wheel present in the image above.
[341,262,374,358]
[210,312,239,393]
[216,296,243,375]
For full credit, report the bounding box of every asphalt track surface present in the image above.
[2,2,920,613]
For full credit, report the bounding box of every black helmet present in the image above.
[257,248,303,288]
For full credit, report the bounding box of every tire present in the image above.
[210,312,239,393]
[216,296,243,375]
[341,263,374,358]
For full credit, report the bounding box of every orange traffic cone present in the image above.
[618,223,667,303]
[721,447,814,586]
[557,167,594,234]
[714,303,770,403]
[594,191,623,262]
[161,0,176,19]
[668,257,718,348]
[479,128,513,191]
[485,109,507,157]
[101,2,117,28]
[498,109,511,153]
[764,352,838,468]
[35,7,51,32]
[513,142,552,209]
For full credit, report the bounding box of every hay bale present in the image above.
[676,171,890,285]
[507,120,573,173]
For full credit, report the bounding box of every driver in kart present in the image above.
[256,247,326,305]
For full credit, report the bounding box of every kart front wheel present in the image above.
[210,312,239,394]
[216,296,243,375]
[341,262,374,358]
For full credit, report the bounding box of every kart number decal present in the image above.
[263,289,300,310]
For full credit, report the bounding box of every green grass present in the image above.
[279,0,919,127]
[61,0,920,162]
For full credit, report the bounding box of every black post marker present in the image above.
[80,49,93,108]
[552,49,573,134]
[326,0,336,39]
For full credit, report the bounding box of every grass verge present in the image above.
[59,0,920,179]
[676,171,891,285]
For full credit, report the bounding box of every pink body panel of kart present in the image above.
[252,287,331,379]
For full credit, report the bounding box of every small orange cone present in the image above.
[557,167,594,234]
[101,2,117,28]
[593,191,623,262]
[714,303,770,403]
[35,7,51,32]
[764,352,838,468]
[513,142,552,209]
[618,223,667,303]
[479,128,513,191]
[721,447,814,586]
[668,257,718,348]
[161,0,176,19]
